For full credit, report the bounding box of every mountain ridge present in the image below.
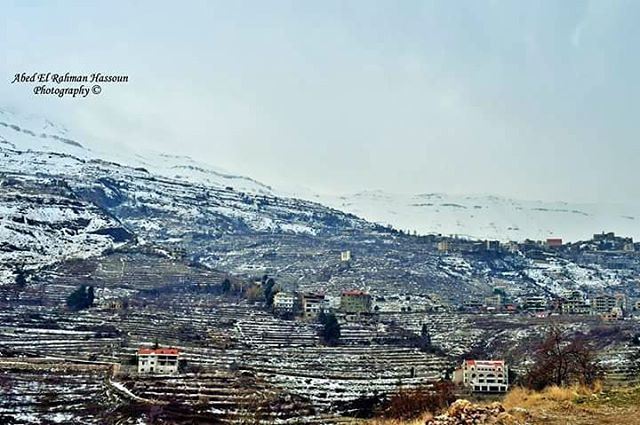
[2,107,637,243]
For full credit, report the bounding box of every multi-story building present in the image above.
[463,299,483,311]
[546,238,563,248]
[614,293,627,310]
[302,293,326,319]
[452,359,509,393]
[592,294,617,314]
[485,240,500,251]
[484,294,502,309]
[273,291,297,313]
[523,295,547,312]
[340,290,372,314]
[561,291,589,315]
[137,347,179,374]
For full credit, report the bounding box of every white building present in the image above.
[273,291,296,313]
[453,359,508,393]
[137,347,179,374]
[341,250,351,262]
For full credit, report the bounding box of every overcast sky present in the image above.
[1,0,639,204]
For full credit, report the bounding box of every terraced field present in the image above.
[2,249,638,423]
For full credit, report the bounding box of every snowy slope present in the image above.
[0,108,273,195]
[0,108,369,284]
[1,108,638,301]
[0,174,131,283]
[313,191,639,242]
[3,107,637,244]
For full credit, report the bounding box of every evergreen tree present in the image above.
[319,312,341,346]
[419,323,433,352]
[318,310,327,325]
[263,278,276,306]
[66,285,95,311]
[14,268,27,288]
[221,278,232,293]
[87,286,95,306]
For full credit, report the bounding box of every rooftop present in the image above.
[138,347,179,355]
[342,290,369,296]
[464,359,505,366]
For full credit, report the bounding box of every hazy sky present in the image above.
[1,0,639,203]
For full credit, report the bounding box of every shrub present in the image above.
[379,381,456,420]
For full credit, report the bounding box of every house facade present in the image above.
[523,295,547,312]
[592,294,617,314]
[561,291,589,314]
[137,347,179,374]
[302,293,326,319]
[340,290,372,314]
[273,291,297,313]
[546,238,563,248]
[452,359,509,393]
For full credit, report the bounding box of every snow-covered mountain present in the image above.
[0,108,371,282]
[3,107,637,244]
[0,108,274,195]
[1,107,638,301]
[310,191,639,243]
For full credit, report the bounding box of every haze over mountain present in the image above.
[4,1,640,208]
[2,108,637,243]
[311,191,639,243]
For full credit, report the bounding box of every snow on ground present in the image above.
[0,107,273,195]
[311,190,640,242]
[522,258,622,295]
[4,107,637,244]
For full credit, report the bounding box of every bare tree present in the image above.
[525,325,603,390]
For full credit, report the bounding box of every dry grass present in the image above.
[502,383,602,410]
[367,383,640,425]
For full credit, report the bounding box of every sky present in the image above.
[1,0,639,204]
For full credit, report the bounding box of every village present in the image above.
[2,229,639,424]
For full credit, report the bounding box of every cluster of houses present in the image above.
[273,289,373,319]
[435,232,637,256]
[554,291,630,320]
[464,288,635,321]
[589,232,636,252]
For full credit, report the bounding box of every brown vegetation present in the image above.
[376,382,456,421]
[371,384,640,425]
[523,325,603,390]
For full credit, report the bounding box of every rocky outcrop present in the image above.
[426,399,518,425]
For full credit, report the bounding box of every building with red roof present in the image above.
[137,346,180,374]
[340,289,372,314]
[452,359,508,393]
[546,238,563,248]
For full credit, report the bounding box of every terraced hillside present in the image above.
[0,251,451,421]
[2,109,639,306]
